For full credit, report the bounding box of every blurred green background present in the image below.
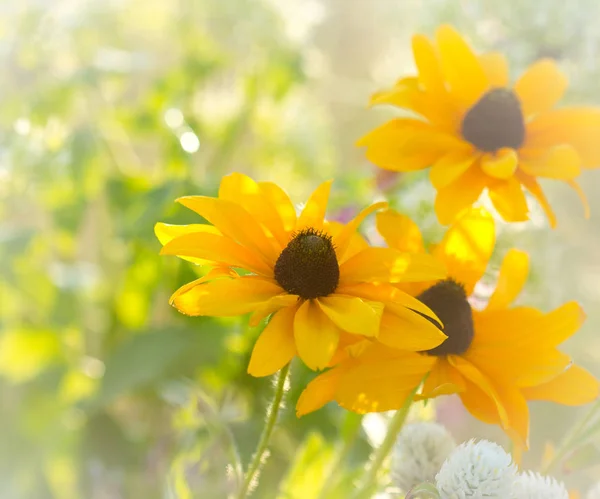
[3,0,600,497]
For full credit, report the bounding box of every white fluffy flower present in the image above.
[587,482,600,499]
[435,439,517,499]
[512,471,569,499]
[391,421,456,492]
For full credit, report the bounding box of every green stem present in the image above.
[542,398,600,474]
[236,363,291,499]
[352,386,418,499]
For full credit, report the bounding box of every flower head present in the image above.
[513,471,569,499]
[359,24,600,227]
[435,439,516,499]
[296,207,599,448]
[156,173,447,375]
[391,421,456,492]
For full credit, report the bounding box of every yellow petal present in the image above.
[522,365,600,405]
[538,302,586,347]
[294,300,340,371]
[479,52,509,87]
[160,231,273,276]
[481,148,518,179]
[333,201,388,262]
[434,164,488,225]
[317,295,383,337]
[339,248,447,284]
[487,249,529,311]
[433,207,495,294]
[248,294,299,327]
[435,25,489,109]
[170,276,282,316]
[154,222,221,265]
[412,34,445,95]
[566,179,590,219]
[219,173,289,247]
[375,209,424,254]
[488,177,529,223]
[430,150,478,189]
[517,172,557,228]
[326,220,369,261]
[514,59,567,117]
[297,180,332,231]
[258,181,297,232]
[377,309,447,351]
[336,282,442,325]
[296,366,345,416]
[333,351,435,413]
[248,305,297,377]
[418,358,466,399]
[177,196,278,264]
[520,144,581,179]
[169,267,237,300]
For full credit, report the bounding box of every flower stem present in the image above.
[352,386,418,499]
[542,398,600,474]
[236,363,291,499]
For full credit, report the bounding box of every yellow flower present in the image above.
[297,208,599,448]
[155,173,447,376]
[359,25,600,227]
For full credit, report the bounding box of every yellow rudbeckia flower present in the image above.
[359,24,600,227]
[155,173,448,376]
[297,208,599,448]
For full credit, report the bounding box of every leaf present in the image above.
[405,482,441,499]
[278,433,334,499]
[90,323,225,408]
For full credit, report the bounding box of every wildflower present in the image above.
[156,173,447,375]
[513,471,569,499]
[296,208,599,448]
[359,25,600,226]
[435,439,516,499]
[391,421,456,492]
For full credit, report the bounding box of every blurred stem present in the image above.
[236,363,290,499]
[352,386,418,499]
[316,414,363,499]
[542,398,600,474]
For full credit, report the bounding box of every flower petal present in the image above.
[517,172,557,228]
[317,295,383,337]
[412,34,445,95]
[340,247,447,284]
[520,144,581,180]
[160,231,273,276]
[296,366,346,416]
[434,164,488,225]
[487,249,529,311]
[522,365,599,405]
[435,25,489,109]
[479,52,509,87]
[170,276,282,316]
[248,305,297,377]
[333,201,388,262]
[481,148,518,179]
[219,173,290,247]
[297,180,332,231]
[248,294,299,327]
[375,209,424,254]
[258,181,297,232]
[537,302,586,347]
[566,179,590,219]
[432,207,495,294]
[417,358,466,399]
[514,59,567,117]
[377,309,447,351]
[430,150,478,189]
[177,196,278,264]
[488,177,529,223]
[333,351,435,413]
[294,300,340,371]
[155,222,221,265]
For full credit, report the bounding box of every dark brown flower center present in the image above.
[274,228,339,300]
[416,279,474,356]
[461,88,526,153]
